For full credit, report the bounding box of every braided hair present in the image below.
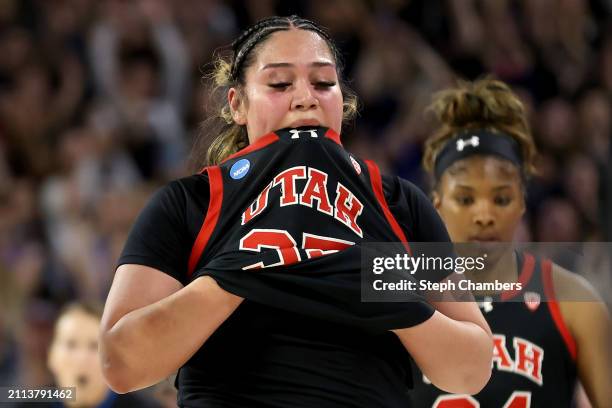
[190,15,358,169]
[229,16,344,83]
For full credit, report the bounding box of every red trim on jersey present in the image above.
[324,128,342,146]
[364,160,411,254]
[500,252,536,301]
[187,166,223,278]
[221,132,280,164]
[542,259,577,361]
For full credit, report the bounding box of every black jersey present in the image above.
[118,126,453,408]
[190,126,439,332]
[409,253,578,408]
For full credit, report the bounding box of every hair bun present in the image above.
[431,78,525,128]
[423,77,537,179]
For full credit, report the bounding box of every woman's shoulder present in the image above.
[382,174,430,207]
[124,172,212,243]
[550,262,609,345]
[550,263,603,303]
[149,173,211,210]
[164,173,210,195]
[381,173,450,243]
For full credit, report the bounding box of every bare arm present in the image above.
[139,0,190,113]
[88,20,119,101]
[393,295,493,395]
[99,265,243,393]
[554,265,612,408]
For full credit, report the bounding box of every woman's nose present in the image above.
[291,81,319,110]
[473,201,495,227]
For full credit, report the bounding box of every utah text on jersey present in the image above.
[240,165,365,238]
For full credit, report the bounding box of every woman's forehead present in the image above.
[55,311,99,336]
[254,29,334,67]
[445,156,521,184]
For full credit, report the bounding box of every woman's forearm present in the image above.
[100,276,242,393]
[393,311,493,395]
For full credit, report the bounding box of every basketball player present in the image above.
[409,78,612,407]
[99,16,493,407]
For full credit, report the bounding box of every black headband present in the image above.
[434,129,523,180]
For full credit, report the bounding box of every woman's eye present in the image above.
[269,82,291,89]
[494,196,512,206]
[314,81,336,89]
[455,196,474,206]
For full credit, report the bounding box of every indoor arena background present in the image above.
[0,1,610,406]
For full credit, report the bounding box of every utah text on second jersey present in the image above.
[409,253,577,408]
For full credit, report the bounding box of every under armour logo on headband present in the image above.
[435,130,522,180]
[456,136,480,151]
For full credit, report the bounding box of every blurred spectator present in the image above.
[13,299,56,388]
[16,301,161,407]
[536,97,578,155]
[564,153,601,236]
[576,87,611,164]
[89,0,190,179]
[0,263,22,386]
[601,33,612,92]
[605,142,612,242]
[0,57,85,179]
[535,197,583,242]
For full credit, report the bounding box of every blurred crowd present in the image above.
[0,0,610,403]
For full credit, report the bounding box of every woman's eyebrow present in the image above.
[491,185,513,191]
[261,61,336,70]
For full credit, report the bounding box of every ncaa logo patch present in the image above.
[230,159,251,180]
[524,291,541,311]
[349,155,361,175]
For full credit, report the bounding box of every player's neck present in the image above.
[465,249,518,290]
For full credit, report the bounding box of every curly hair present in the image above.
[423,77,537,184]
